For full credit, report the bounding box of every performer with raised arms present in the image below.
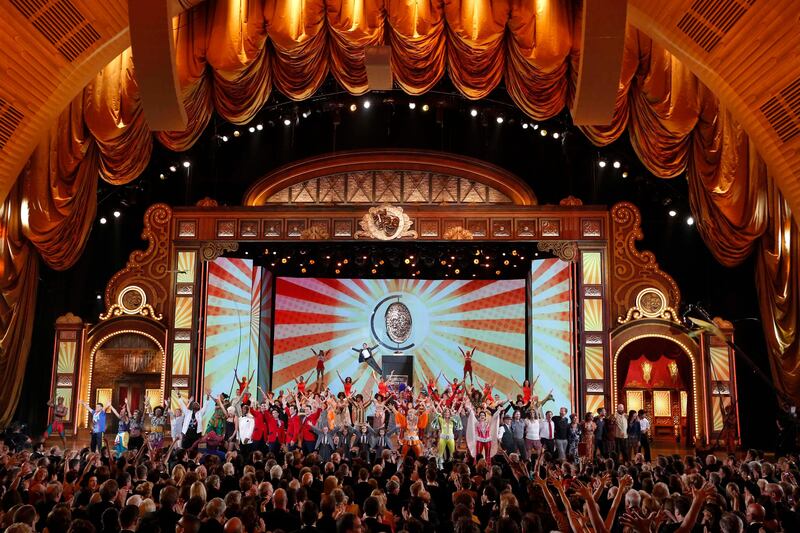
[352,342,382,374]
[336,370,354,396]
[312,348,329,388]
[78,399,112,452]
[459,346,477,384]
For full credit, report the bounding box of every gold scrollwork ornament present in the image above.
[355,205,418,240]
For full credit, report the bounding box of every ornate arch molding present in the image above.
[610,319,705,442]
[242,150,538,207]
[82,316,169,422]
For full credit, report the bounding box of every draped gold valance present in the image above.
[0,0,796,425]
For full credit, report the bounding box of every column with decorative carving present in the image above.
[50,314,86,435]
[701,318,739,446]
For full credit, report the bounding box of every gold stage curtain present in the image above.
[0,0,798,423]
[756,185,800,405]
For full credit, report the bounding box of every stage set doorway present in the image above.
[615,336,694,444]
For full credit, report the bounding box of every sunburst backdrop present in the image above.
[529,258,574,412]
[272,277,527,398]
[203,258,267,400]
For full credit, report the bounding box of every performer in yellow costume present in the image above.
[433,407,463,467]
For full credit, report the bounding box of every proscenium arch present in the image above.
[611,320,705,442]
[1,2,799,215]
[242,150,538,207]
[82,316,168,427]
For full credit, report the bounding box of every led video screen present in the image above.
[529,258,574,412]
[203,258,272,402]
[271,278,527,399]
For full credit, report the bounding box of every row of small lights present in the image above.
[255,248,539,277]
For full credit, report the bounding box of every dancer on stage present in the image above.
[389,402,429,458]
[293,373,309,396]
[519,375,539,404]
[352,342,382,374]
[459,346,477,384]
[234,368,256,404]
[312,348,329,388]
[78,399,112,452]
[43,396,68,448]
[432,406,463,467]
[109,401,129,458]
[144,396,168,451]
[336,371,354,396]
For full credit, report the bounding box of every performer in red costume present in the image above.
[234,369,256,404]
[311,348,329,390]
[459,346,477,384]
[519,375,539,404]
[336,371,354,396]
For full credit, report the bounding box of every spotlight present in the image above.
[495,270,501,275]
[409,102,416,110]
[270,263,275,267]
[283,118,291,126]
[613,160,621,168]
[533,124,539,130]
[169,165,177,172]
[350,103,357,112]
[473,259,479,264]
[221,135,229,142]
[552,132,559,139]
[256,124,263,130]
[343,259,349,264]
[454,269,460,274]
[159,173,166,180]
[233,130,240,137]
[182,161,191,168]
[440,260,447,266]
[371,269,377,274]
[496,116,504,124]
[540,129,547,136]
[309,259,315,265]
[404,258,411,264]
[421,104,429,112]
[512,250,518,256]
[302,110,311,118]
[113,210,121,218]
[470,108,478,117]
[96,294,102,300]
[99,217,107,225]
[504,260,510,265]
[686,216,695,226]
[522,123,528,129]
[244,251,249,255]
[622,171,629,178]
[363,100,371,109]
[668,210,677,217]
[335,269,341,274]
[281,258,287,264]
[598,160,607,168]
[249,126,255,133]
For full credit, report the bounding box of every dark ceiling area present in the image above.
[19,75,775,448]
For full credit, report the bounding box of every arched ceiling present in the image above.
[0,0,798,214]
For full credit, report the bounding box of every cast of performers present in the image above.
[459,346,477,384]
[44,396,68,448]
[64,359,563,470]
[352,343,382,374]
